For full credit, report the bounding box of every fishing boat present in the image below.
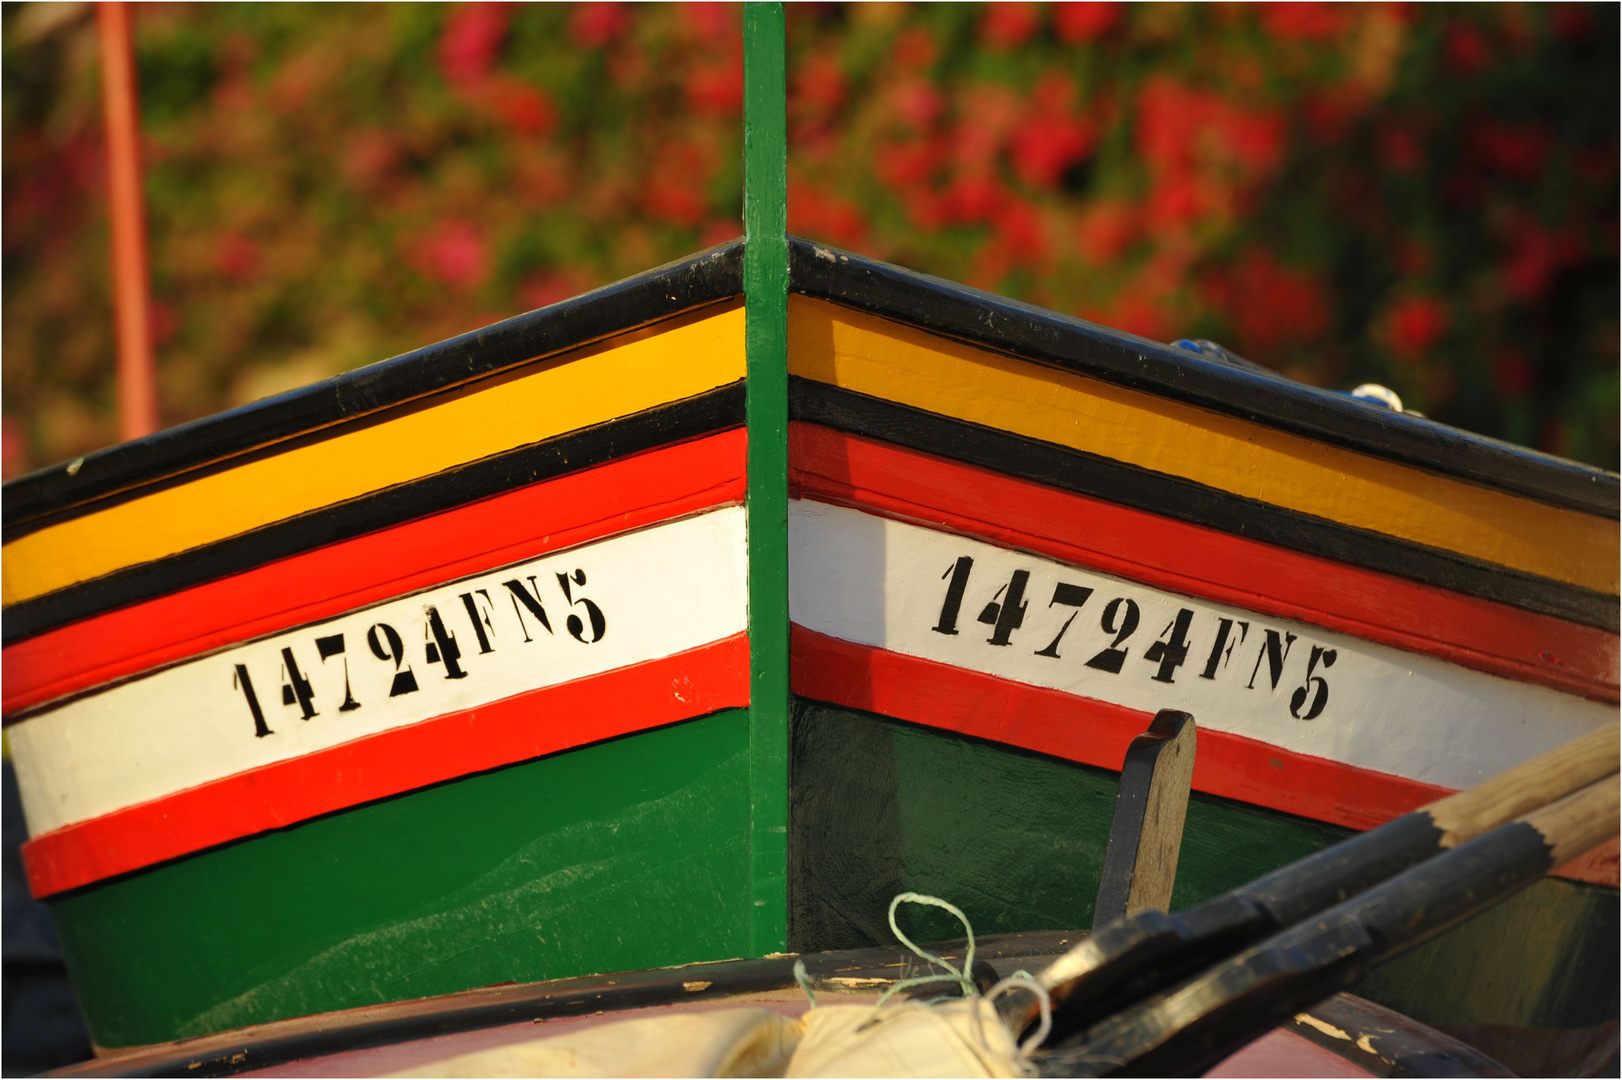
[5,229,1616,1071]
[3,8,1616,1075]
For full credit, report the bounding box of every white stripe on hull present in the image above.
[11,506,749,837]
[789,500,1613,790]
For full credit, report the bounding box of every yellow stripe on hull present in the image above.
[3,304,746,606]
[787,295,1617,595]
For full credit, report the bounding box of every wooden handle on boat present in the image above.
[1518,772,1620,867]
[1423,723,1619,848]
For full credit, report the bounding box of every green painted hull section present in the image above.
[1357,874,1620,1030]
[49,710,753,1049]
[788,700,1619,1032]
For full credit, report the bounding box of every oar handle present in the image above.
[1423,722,1619,847]
[1518,771,1620,866]
[1039,774,1621,1078]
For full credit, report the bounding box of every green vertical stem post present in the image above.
[742,1,790,957]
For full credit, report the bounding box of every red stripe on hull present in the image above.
[789,424,1619,703]
[5,430,746,718]
[23,633,751,899]
[790,628,1617,888]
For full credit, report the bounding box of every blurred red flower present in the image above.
[1500,217,1582,302]
[643,141,717,227]
[981,3,1043,50]
[1376,123,1424,174]
[569,3,630,49]
[1210,250,1331,357]
[889,77,945,130]
[1492,349,1536,396]
[215,233,259,281]
[518,269,590,310]
[2,415,27,481]
[892,27,937,70]
[1008,73,1096,189]
[875,136,946,192]
[686,62,744,116]
[1075,199,1138,265]
[681,3,741,48]
[1143,173,1206,232]
[1053,3,1123,44]
[1387,295,1449,358]
[793,54,846,116]
[1552,3,1594,41]
[487,79,558,138]
[1444,24,1491,75]
[413,221,489,289]
[788,178,869,248]
[1470,119,1551,182]
[940,174,1008,226]
[1259,2,1347,41]
[439,3,508,87]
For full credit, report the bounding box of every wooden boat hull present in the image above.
[3,239,1615,1053]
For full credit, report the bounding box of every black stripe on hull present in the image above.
[790,378,1619,633]
[3,242,745,529]
[3,384,746,645]
[788,237,1620,520]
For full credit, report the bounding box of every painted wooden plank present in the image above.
[786,237,1619,521]
[50,709,755,1048]
[790,385,1615,632]
[22,636,749,899]
[789,629,1617,888]
[3,430,745,718]
[786,295,1618,594]
[5,386,745,646]
[11,506,749,844]
[3,244,743,530]
[787,423,1619,701]
[787,501,1614,794]
[791,626,1449,831]
[2,304,745,606]
[743,1,790,957]
[1093,711,1197,926]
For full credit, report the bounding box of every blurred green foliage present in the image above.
[3,2,1617,476]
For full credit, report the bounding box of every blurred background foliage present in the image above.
[3,1,1617,479]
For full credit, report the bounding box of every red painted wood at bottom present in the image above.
[23,633,750,899]
[790,627,1618,888]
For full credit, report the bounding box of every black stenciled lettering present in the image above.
[1247,629,1298,690]
[932,557,974,636]
[557,570,606,643]
[279,647,318,720]
[1143,608,1195,683]
[315,634,361,712]
[504,576,554,642]
[367,623,419,697]
[976,570,1030,646]
[233,664,272,737]
[1035,583,1094,658]
[1199,618,1249,680]
[1085,598,1140,674]
[424,607,468,678]
[459,590,498,654]
[1290,646,1338,720]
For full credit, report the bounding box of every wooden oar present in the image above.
[1037,773,1620,1076]
[1016,723,1619,1040]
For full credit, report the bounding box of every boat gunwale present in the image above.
[786,237,1621,521]
[1,240,746,533]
